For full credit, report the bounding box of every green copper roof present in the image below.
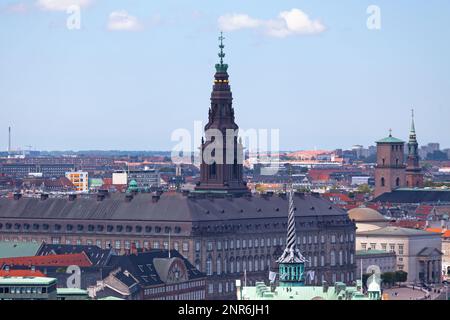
[376,136,404,144]
[0,276,56,285]
[356,249,394,256]
[0,241,42,259]
[215,32,228,73]
[241,282,372,300]
[56,288,88,295]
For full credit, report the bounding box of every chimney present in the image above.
[131,242,138,255]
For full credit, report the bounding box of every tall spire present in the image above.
[409,108,417,143]
[277,189,306,264]
[215,31,228,73]
[410,109,416,133]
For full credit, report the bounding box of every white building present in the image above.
[349,207,442,284]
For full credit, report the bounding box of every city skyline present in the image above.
[1,0,449,151]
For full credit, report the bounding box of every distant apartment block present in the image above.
[0,164,75,178]
[113,168,160,189]
[65,171,89,193]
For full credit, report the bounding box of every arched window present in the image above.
[248,257,253,272]
[230,258,235,273]
[382,158,385,166]
[381,177,385,187]
[260,256,265,271]
[216,257,222,275]
[321,254,325,267]
[339,250,343,266]
[330,250,336,266]
[206,256,212,276]
[396,158,399,166]
[236,258,241,273]
[254,256,259,272]
[396,177,400,187]
[195,259,201,271]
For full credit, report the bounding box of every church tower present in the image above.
[374,130,406,198]
[195,33,249,195]
[406,110,424,188]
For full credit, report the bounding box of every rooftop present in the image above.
[356,250,395,256]
[0,241,43,259]
[0,192,347,222]
[241,281,369,300]
[373,189,450,204]
[357,226,438,237]
[0,276,56,285]
[376,136,405,144]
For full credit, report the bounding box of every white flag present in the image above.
[269,271,277,283]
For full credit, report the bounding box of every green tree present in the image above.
[394,271,408,285]
[356,184,371,194]
[381,272,395,287]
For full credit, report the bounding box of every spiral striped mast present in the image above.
[277,188,306,264]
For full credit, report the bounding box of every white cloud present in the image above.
[107,10,142,31]
[218,13,261,32]
[36,0,93,11]
[218,8,326,38]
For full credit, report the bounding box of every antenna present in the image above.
[8,126,11,153]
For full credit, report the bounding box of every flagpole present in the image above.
[168,230,171,258]
[360,259,363,293]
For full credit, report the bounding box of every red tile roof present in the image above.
[0,253,92,268]
[425,228,450,238]
[0,269,46,277]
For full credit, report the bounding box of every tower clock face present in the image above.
[168,259,187,282]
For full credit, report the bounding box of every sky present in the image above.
[0,0,449,152]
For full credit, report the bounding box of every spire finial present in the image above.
[218,31,225,65]
[389,128,392,137]
[410,108,416,133]
[215,32,228,72]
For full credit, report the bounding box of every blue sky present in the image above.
[0,0,449,151]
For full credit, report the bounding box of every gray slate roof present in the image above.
[0,192,347,222]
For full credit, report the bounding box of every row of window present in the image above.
[151,290,205,300]
[361,243,404,255]
[0,286,51,295]
[202,251,355,276]
[0,223,182,235]
[198,234,354,252]
[207,281,235,295]
[144,281,205,296]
